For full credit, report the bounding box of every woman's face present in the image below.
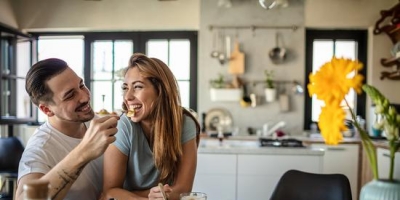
[122,67,157,122]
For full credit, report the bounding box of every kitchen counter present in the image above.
[198,138,324,155]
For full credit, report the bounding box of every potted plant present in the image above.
[308,57,400,200]
[264,69,277,102]
[209,74,241,102]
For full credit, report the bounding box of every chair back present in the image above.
[270,169,352,200]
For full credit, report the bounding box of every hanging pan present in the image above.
[269,32,287,65]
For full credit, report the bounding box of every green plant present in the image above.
[210,73,225,88]
[264,69,275,88]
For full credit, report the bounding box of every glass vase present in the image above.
[360,179,400,200]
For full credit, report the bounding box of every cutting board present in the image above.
[229,41,245,75]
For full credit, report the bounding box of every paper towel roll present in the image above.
[279,94,290,112]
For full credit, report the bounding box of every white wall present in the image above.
[13,0,200,31]
[198,0,306,135]
[0,0,18,28]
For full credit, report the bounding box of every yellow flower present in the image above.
[308,57,363,145]
[318,103,347,145]
[308,57,364,104]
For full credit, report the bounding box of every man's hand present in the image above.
[78,115,119,162]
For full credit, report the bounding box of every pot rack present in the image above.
[208,25,299,32]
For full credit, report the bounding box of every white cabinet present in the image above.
[311,144,359,200]
[236,154,322,200]
[377,147,400,180]
[192,154,237,200]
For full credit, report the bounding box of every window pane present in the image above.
[92,41,113,79]
[16,41,31,77]
[92,81,113,113]
[178,80,190,108]
[335,41,356,60]
[114,41,133,76]
[114,80,124,111]
[170,40,190,80]
[16,79,30,118]
[147,40,169,64]
[38,36,84,77]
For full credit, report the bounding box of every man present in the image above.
[16,58,118,200]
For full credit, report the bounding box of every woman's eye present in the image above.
[134,85,143,89]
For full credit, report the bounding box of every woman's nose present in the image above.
[124,89,136,101]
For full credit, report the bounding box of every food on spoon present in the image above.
[97,109,110,115]
[126,105,135,117]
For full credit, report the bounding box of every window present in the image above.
[32,31,197,123]
[0,24,35,124]
[304,29,367,130]
[85,31,198,115]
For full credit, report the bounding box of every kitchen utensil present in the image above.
[204,108,233,132]
[240,83,252,108]
[210,30,220,58]
[259,0,289,10]
[279,84,290,112]
[228,40,245,75]
[269,32,287,64]
[217,31,226,65]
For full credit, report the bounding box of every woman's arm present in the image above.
[165,138,198,200]
[103,144,148,200]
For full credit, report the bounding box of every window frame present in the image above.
[304,29,368,130]
[0,23,36,124]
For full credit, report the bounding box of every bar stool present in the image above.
[0,136,24,200]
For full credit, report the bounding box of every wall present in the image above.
[198,0,305,135]
[12,0,200,31]
[0,0,18,28]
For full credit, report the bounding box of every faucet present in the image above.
[262,121,286,137]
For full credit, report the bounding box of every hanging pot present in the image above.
[269,32,287,65]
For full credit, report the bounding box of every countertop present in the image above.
[199,134,396,152]
[198,137,325,155]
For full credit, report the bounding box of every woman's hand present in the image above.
[148,184,172,200]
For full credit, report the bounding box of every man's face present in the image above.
[41,67,94,123]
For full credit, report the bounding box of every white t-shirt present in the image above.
[18,122,103,200]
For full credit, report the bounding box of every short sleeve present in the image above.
[114,115,133,156]
[18,147,52,180]
[181,115,197,144]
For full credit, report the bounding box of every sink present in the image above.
[199,139,260,149]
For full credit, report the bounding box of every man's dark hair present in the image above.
[25,58,69,106]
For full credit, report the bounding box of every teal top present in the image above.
[113,114,197,191]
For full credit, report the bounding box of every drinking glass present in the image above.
[180,192,207,200]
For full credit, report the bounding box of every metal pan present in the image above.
[269,32,287,65]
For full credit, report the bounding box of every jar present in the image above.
[23,180,50,200]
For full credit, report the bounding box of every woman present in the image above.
[103,53,199,200]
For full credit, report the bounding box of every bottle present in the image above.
[23,180,50,200]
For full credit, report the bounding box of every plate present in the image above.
[205,107,233,132]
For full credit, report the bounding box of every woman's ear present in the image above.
[39,104,54,117]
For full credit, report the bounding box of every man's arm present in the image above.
[16,116,119,200]
[16,147,88,200]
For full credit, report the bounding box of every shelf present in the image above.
[209,25,299,32]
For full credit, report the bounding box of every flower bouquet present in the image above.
[308,57,400,184]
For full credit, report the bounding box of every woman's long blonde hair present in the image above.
[123,53,184,183]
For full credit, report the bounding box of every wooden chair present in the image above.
[270,169,352,200]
